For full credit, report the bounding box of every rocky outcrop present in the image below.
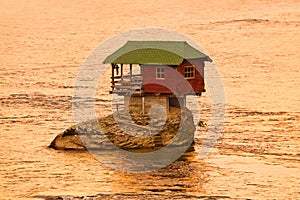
[49,107,195,151]
[49,126,85,150]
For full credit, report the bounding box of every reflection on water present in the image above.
[36,150,216,200]
[1,0,300,199]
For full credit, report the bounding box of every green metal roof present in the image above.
[103,41,212,65]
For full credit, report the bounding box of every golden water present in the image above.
[1,0,299,199]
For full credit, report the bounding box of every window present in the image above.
[184,66,195,79]
[156,67,165,79]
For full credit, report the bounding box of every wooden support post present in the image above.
[130,64,132,82]
[167,97,170,112]
[142,96,145,114]
[111,63,115,91]
[140,64,143,76]
[120,64,123,77]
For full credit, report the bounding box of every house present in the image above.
[103,41,212,113]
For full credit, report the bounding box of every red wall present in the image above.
[142,59,205,95]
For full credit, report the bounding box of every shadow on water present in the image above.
[36,146,251,200]
[33,194,243,200]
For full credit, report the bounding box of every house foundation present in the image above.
[124,95,185,114]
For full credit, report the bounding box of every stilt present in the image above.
[142,96,145,114]
[111,63,115,91]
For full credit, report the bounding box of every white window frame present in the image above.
[156,66,165,80]
[184,66,195,79]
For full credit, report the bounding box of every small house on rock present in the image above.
[103,41,212,113]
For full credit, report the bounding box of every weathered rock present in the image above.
[49,107,196,150]
[49,133,85,150]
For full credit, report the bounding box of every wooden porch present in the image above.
[110,64,143,95]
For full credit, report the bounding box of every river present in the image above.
[0,0,299,199]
